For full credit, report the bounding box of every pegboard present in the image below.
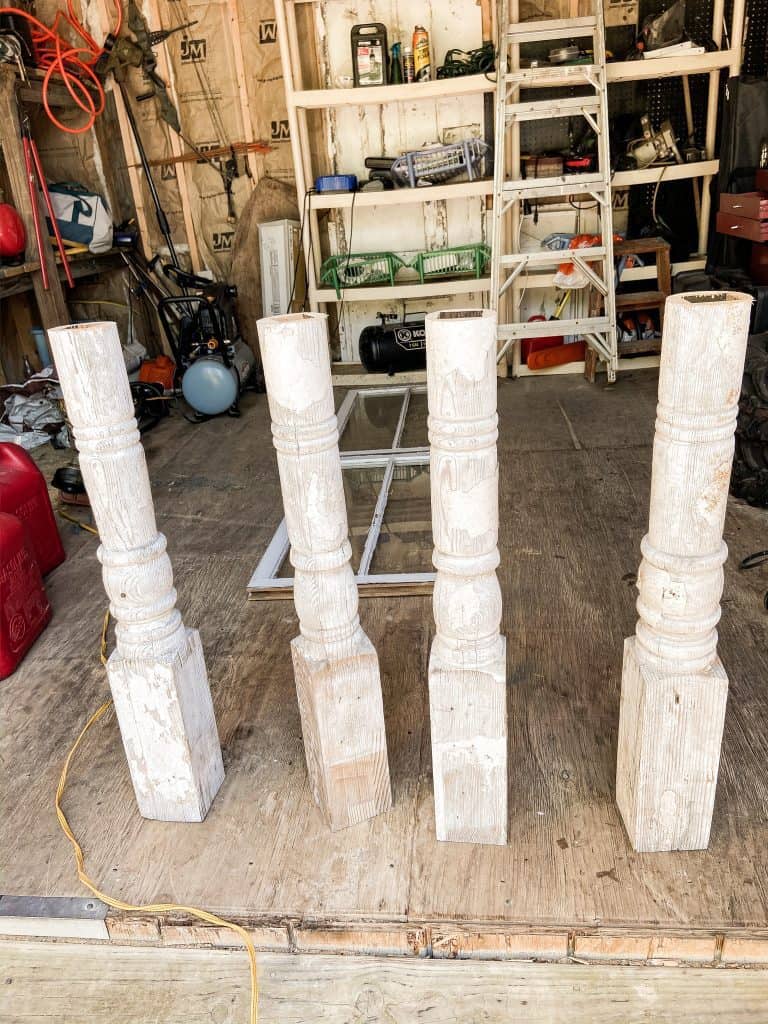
[742,0,768,75]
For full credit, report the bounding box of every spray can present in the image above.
[413,25,431,81]
[402,43,415,83]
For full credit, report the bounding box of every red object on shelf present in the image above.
[0,202,26,263]
[0,443,65,576]
[139,355,176,392]
[521,315,561,362]
[527,341,586,370]
[0,512,51,680]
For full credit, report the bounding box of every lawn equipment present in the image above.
[154,264,256,418]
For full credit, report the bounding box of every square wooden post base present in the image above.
[428,638,508,845]
[108,629,225,823]
[616,637,729,852]
[291,633,392,831]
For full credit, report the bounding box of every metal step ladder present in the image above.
[490,3,618,381]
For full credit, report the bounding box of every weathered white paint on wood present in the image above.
[257,312,392,830]
[426,308,508,844]
[616,292,752,852]
[47,322,224,822]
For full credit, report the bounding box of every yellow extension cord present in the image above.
[55,610,259,1023]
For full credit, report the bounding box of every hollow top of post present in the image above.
[48,321,116,335]
[259,311,328,326]
[426,308,496,324]
[671,290,752,310]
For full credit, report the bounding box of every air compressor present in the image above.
[156,264,256,417]
[359,312,426,374]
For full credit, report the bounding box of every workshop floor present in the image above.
[2,369,767,955]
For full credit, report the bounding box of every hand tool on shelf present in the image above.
[20,113,74,289]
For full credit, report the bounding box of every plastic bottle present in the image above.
[390,41,403,84]
[402,44,415,83]
[413,25,431,81]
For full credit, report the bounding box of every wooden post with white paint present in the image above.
[48,322,224,822]
[257,312,392,831]
[616,292,752,852]
[426,309,508,845]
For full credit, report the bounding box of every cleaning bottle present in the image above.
[390,41,403,84]
[413,25,431,81]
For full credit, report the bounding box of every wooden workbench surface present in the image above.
[1,370,767,963]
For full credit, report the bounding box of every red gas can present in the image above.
[0,443,65,575]
[0,512,51,679]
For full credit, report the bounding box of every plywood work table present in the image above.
[1,370,767,998]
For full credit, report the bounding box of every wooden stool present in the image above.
[585,237,672,382]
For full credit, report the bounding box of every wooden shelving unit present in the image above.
[311,275,492,305]
[274,0,493,342]
[605,0,747,261]
[293,72,494,108]
[605,48,735,83]
[0,65,69,335]
[491,0,746,380]
[309,178,493,210]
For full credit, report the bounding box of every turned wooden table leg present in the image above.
[257,312,392,831]
[616,292,752,852]
[48,322,224,822]
[426,309,508,845]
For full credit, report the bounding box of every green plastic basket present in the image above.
[410,243,491,283]
[320,251,404,296]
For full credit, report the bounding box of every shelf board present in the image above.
[0,249,124,298]
[612,159,719,187]
[310,179,493,210]
[292,74,494,109]
[606,49,733,82]
[506,64,601,88]
[516,353,660,377]
[312,276,491,303]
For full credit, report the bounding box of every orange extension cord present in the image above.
[0,0,122,133]
[55,610,259,1023]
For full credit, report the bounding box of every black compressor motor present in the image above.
[359,313,426,374]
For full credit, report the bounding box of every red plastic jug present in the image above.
[0,443,65,575]
[0,512,51,679]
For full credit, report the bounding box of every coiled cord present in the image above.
[0,1,122,133]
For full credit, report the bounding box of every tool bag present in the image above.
[46,183,112,254]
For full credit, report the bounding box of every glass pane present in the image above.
[339,391,404,451]
[369,464,432,574]
[277,465,385,577]
[345,465,386,570]
[277,548,294,578]
[399,391,428,449]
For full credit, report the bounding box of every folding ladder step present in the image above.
[499,246,607,267]
[506,16,597,43]
[498,316,613,339]
[502,172,607,200]
[505,64,602,88]
[505,94,600,122]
